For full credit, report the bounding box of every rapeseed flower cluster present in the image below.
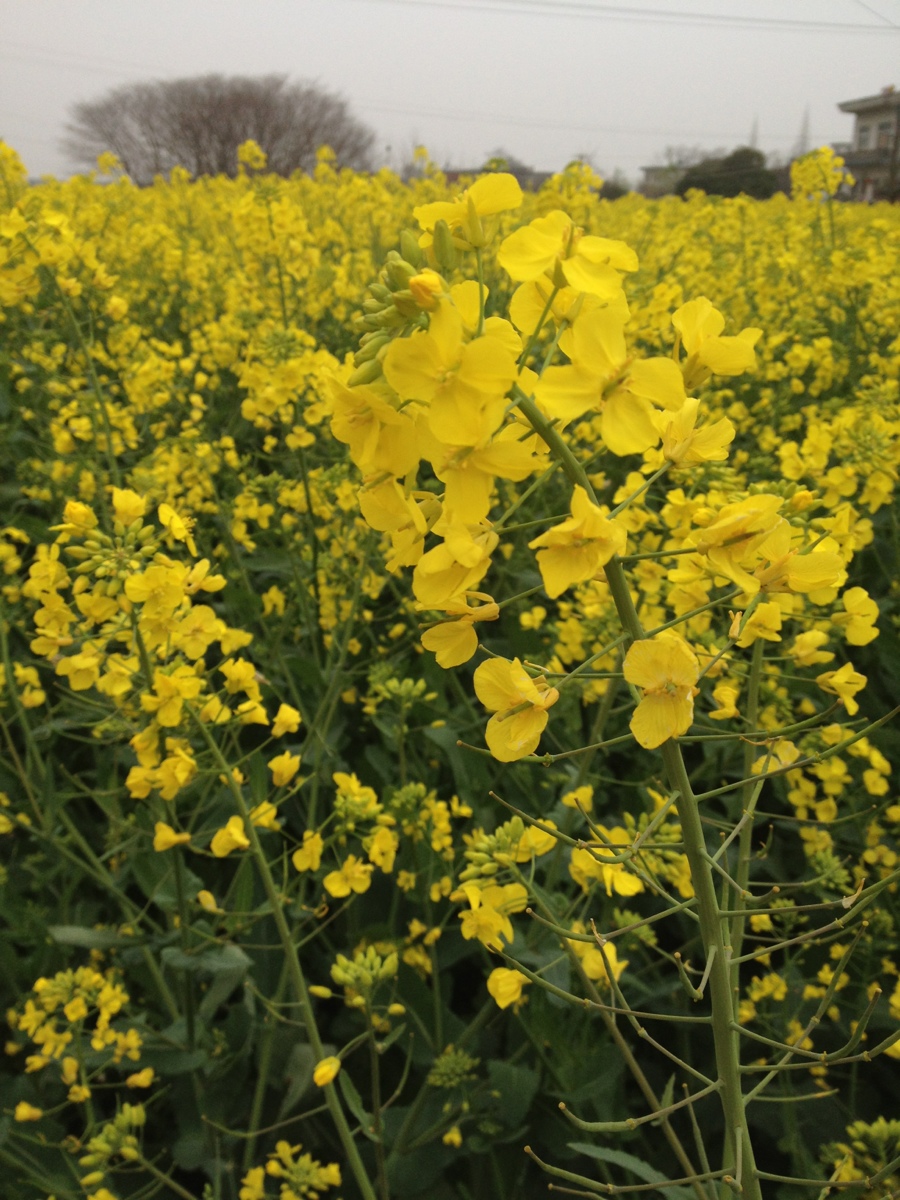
[1,139,899,1196]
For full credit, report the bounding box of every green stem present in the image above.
[515,389,762,1199]
[729,640,764,993]
[366,1002,390,1200]
[661,742,759,1200]
[190,708,378,1200]
[243,957,290,1172]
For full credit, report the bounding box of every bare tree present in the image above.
[62,74,377,183]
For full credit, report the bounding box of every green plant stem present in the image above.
[729,639,764,995]
[136,1154,202,1200]
[243,956,290,1172]
[191,709,378,1200]
[527,894,708,1200]
[172,848,196,1049]
[515,389,762,1199]
[365,1002,390,1200]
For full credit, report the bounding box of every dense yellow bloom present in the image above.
[140,665,203,727]
[412,519,498,608]
[654,398,735,465]
[384,300,517,447]
[328,377,420,477]
[473,656,559,761]
[623,635,700,749]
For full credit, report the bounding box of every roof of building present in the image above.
[838,86,900,114]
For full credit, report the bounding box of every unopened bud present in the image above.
[354,332,391,365]
[432,220,458,270]
[347,359,384,387]
[399,229,424,268]
[386,259,417,290]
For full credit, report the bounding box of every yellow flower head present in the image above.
[152,822,190,852]
[529,486,627,598]
[486,967,530,1010]
[473,656,559,761]
[312,1055,341,1087]
[268,751,301,787]
[414,172,523,248]
[210,816,250,858]
[499,209,637,298]
[623,634,700,750]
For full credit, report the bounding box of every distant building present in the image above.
[837,86,900,201]
[443,165,553,191]
[639,164,685,198]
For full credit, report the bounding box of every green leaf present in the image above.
[276,1042,317,1121]
[568,1143,694,1199]
[488,1060,539,1129]
[654,1074,676,1123]
[48,925,127,950]
[338,1069,379,1142]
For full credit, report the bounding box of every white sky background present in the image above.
[2,0,899,184]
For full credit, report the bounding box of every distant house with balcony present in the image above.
[837,86,900,201]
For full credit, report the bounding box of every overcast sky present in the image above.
[3,0,899,184]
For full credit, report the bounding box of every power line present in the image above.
[346,0,900,31]
[852,0,900,26]
[362,98,804,144]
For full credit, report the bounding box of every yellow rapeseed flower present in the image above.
[623,635,700,750]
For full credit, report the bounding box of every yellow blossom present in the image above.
[271,702,302,737]
[152,822,190,852]
[210,816,250,858]
[14,1101,43,1121]
[312,1055,341,1087]
[623,634,700,750]
[473,656,559,762]
[528,486,627,598]
[292,831,324,872]
[269,751,301,786]
[816,662,867,716]
[486,967,530,1010]
[323,854,373,898]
